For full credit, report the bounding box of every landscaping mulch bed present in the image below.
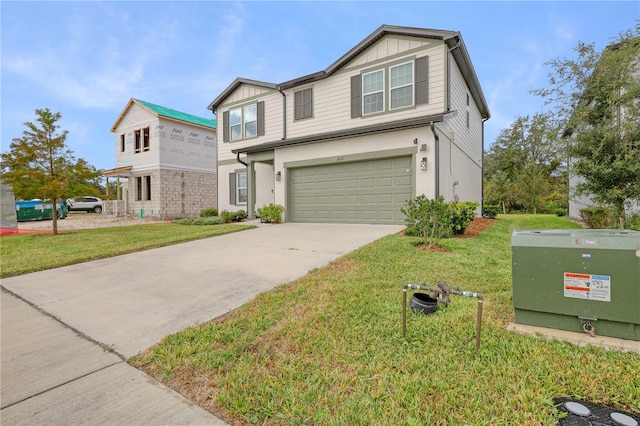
[458,217,495,238]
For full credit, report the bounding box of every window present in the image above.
[244,104,257,138]
[390,61,414,110]
[236,172,247,204]
[294,87,313,120]
[230,108,242,140]
[133,127,150,153]
[362,69,384,115]
[145,175,152,200]
[136,176,142,201]
[135,175,152,201]
[351,57,428,118]
[143,127,150,151]
[224,102,265,142]
[120,134,125,152]
[134,129,141,152]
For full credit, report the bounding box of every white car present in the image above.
[67,196,103,213]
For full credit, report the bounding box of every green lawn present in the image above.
[0,222,255,278]
[131,215,639,425]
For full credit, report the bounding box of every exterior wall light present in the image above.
[275,171,282,181]
[420,158,427,171]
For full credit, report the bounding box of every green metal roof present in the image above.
[135,99,216,129]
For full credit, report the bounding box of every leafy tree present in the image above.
[484,112,565,212]
[533,23,640,226]
[1,108,100,234]
[484,170,510,214]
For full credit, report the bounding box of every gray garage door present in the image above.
[289,156,412,224]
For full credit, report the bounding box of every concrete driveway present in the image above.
[1,222,403,425]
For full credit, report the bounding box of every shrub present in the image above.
[555,207,568,217]
[199,208,219,218]
[256,203,284,223]
[450,201,478,235]
[628,214,640,231]
[482,205,499,219]
[580,207,617,229]
[173,216,225,225]
[220,210,246,223]
[401,195,452,248]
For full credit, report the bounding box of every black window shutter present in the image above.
[294,91,303,120]
[415,56,429,105]
[223,111,229,142]
[229,172,236,204]
[257,101,265,136]
[350,75,362,118]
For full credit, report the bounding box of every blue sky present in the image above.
[1,1,638,172]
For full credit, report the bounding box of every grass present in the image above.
[130,215,639,425]
[0,222,255,278]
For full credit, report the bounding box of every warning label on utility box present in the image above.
[563,272,611,302]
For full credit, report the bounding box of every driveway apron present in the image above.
[1,222,402,425]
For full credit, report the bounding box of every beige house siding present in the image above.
[211,26,489,223]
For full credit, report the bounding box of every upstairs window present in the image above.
[244,104,257,138]
[120,134,125,152]
[143,127,150,151]
[224,102,265,142]
[294,87,313,120]
[362,69,384,115]
[351,56,428,118]
[390,61,414,110]
[134,127,150,153]
[134,129,141,152]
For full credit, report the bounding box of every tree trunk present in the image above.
[52,198,58,235]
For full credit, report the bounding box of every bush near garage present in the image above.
[256,203,284,223]
[402,196,479,247]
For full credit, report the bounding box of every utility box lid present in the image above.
[511,229,640,341]
[511,229,640,250]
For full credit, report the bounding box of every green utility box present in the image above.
[512,229,640,341]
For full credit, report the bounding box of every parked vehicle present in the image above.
[67,196,103,213]
[16,200,68,222]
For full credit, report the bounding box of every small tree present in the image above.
[401,195,452,248]
[1,108,99,235]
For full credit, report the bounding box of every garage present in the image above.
[288,156,413,224]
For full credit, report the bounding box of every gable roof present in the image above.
[208,25,489,119]
[111,98,216,132]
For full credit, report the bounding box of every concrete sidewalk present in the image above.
[1,222,402,425]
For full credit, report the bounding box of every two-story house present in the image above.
[208,25,490,224]
[104,98,217,219]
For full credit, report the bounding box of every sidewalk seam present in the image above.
[1,286,127,361]
[0,361,123,410]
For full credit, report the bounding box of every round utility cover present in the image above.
[564,401,591,417]
[610,412,638,426]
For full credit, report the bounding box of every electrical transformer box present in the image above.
[511,229,640,341]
